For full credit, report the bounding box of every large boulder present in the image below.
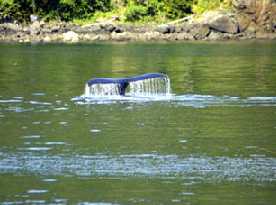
[200,11,239,34]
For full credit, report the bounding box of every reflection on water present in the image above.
[0,42,276,205]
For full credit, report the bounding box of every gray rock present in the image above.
[171,33,193,40]
[237,32,255,40]
[179,23,194,33]
[207,31,224,40]
[50,26,60,33]
[192,24,210,40]
[22,27,31,34]
[114,26,124,33]
[207,31,240,41]
[179,23,210,39]
[174,25,183,33]
[89,24,103,33]
[0,24,18,34]
[139,32,161,41]
[126,25,150,33]
[209,15,238,34]
[63,31,79,42]
[43,36,51,43]
[30,21,41,35]
[69,25,85,33]
[81,24,106,34]
[111,32,133,41]
[100,23,116,33]
[168,25,176,33]
[155,24,175,34]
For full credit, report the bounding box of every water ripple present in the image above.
[0,152,275,182]
[29,101,52,105]
[72,95,276,108]
[0,97,69,113]
[0,99,22,103]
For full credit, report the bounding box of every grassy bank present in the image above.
[0,0,232,24]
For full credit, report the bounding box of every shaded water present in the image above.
[0,41,276,204]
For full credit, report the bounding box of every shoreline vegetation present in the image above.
[0,0,276,43]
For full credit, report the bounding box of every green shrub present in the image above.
[125,3,148,21]
[0,0,33,23]
[124,0,193,22]
[164,0,193,19]
[147,0,165,16]
[192,0,232,14]
[0,0,234,23]
[0,0,112,22]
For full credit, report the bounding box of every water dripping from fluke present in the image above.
[72,73,172,102]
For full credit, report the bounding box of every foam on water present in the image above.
[72,94,276,108]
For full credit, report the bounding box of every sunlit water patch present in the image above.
[0,152,275,182]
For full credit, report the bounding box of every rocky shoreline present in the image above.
[0,0,275,43]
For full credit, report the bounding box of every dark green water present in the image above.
[0,41,276,205]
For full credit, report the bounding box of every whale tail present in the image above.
[85,73,170,97]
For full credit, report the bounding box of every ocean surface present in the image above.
[0,41,276,204]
